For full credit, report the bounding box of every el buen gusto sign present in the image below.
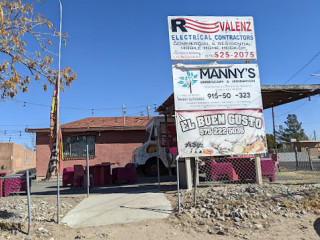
[175,109,267,158]
[168,16,257,61]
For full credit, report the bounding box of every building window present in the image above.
[63,136,95,158]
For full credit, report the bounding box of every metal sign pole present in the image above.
[86,144,90,197]
[57,173,60,224]
[26,170,32,235]
[175,155,181,213]
[56,0,63,225]
[193,157,198,205]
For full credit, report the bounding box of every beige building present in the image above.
[0,143,36,173]
[281,141,320,159]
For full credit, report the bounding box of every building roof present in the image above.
[25,116,151,133]
[156,84,320,114]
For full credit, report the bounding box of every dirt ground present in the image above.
[1,188,320,240]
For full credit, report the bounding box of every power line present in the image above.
[283,51,320,84]
[9,98,161,112]
[273,100,308,118]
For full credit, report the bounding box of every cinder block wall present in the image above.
[36,131,145,177]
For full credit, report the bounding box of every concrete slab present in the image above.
[62,190,172,228]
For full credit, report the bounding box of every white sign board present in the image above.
[173,64,262,111]
[168,16,257,61]
[175,109,267,157]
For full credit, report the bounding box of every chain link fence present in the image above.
[193,147,320,186]
[0,171,32,235]
[275,147,320,184]
[197,154,276,184]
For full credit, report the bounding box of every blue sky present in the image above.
[1,0,320,147]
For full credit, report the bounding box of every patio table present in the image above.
[85,163,113,186]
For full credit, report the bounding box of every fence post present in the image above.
[193,157,198,205]
[26,170,32,235]
[307,147,314,171]
[294,147,299,171]
[157,156,160,190]
[57,172,60,224]
[255,155,263,184]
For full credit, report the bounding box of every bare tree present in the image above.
[0,0,76,100]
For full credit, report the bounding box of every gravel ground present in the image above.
[1,183,320,239]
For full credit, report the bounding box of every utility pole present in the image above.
[122,105,126,126]
[272,107,278,153]
[314,130,317,140]
[147,106,150,119]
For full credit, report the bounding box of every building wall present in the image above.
[0,143,13,171]
[0,143,36,172]
[283,142,320,159]
[298,142,320,159]
[36,130,145,177]
[12,143,36,172]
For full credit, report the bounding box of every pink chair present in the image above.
[63,167,74,187]
[170,148,177,155]
[270,154,279,171]
[73,165,94,188]
[112,163,137,184]
[3,172,31,197]
[0,171,9,197]
[211,160,238,181]
[261,158,275,182]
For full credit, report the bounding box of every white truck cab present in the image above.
[132,116,176,176]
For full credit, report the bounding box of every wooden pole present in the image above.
[272,106,278,153]
[255,155,263,184]
[164,108,172,176]
[185,158,192,190]
[307,147,314,171]
[122,105,125,127]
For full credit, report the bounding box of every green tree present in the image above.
[276,114,308,142]
[266,133,275,152]
[0,0,76,100]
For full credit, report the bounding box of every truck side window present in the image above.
[144,128,151,142]
[150,128,156,141]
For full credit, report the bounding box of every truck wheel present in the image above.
[145,158,158,176]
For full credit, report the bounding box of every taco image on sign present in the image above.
[203,149,214,155]
[243,140,265,154]
[232,144,245,154]
[219,141,233,154]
